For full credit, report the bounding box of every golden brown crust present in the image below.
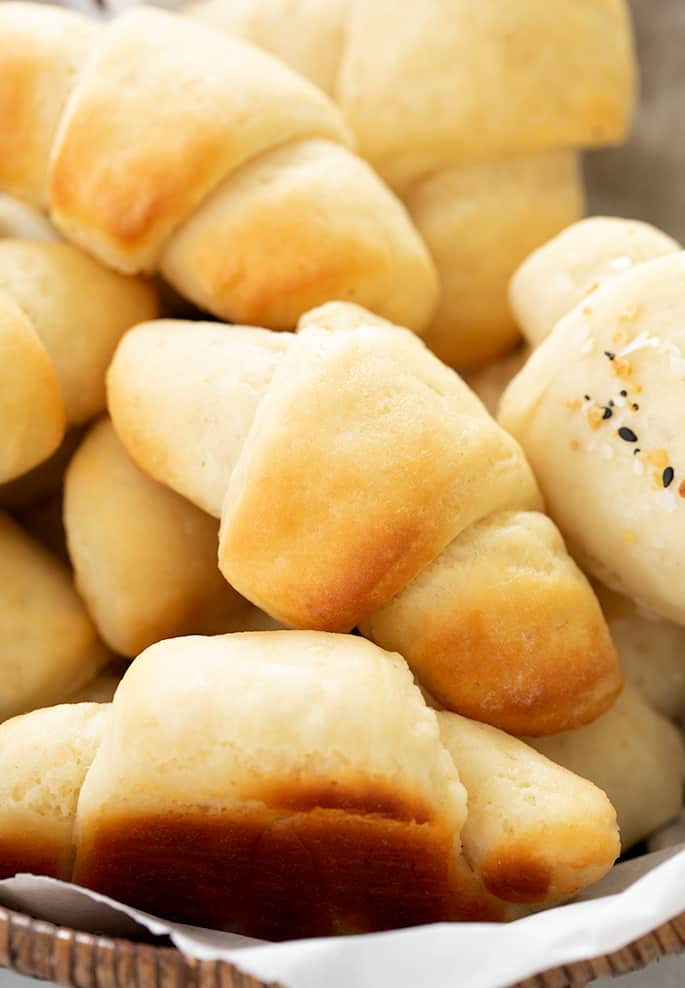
[49,7,349,273]
[74,806,504,938]
[219,322,540,629]
[161,138,438,332]
[0,3,94,207]
[0,834,65,881]
[362,511,621,736]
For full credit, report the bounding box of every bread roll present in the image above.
[500,251,685,625]
[596,585,685,719]
[336,0,635,189]
[64,417,256,656]
[188,0,344,96]
[74,631,508,936]
[0,704,107,879]
[0,288,64,483]
[0,4,96,207]
[0,194,58,241]
[0,4,437,334]
[360,512,619,736]
[528,687,685,850]
[0,514,109,721]
[0,241,157,427]
[109,303,621,734]
[511,217,681,347]
[404,152,584,366]
[438,711,619,903]
[0,513,110,721]
[187,0,633,366]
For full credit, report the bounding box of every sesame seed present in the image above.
[663,467,675,488]
[602,406,613,420]
[604,351,616,360]
[608,400,615,407]
[584,394,591,401]
[620,390,628,397]
[618,427,638,442]
[632,403,639,411]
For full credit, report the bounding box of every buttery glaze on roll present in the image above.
[108,302,621,735]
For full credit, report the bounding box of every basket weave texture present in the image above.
[1,906,685,988]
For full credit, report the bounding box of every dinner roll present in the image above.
[596,584,685,719]
[500,251,685,625]
[74,632,507,936]
[438,711,619,903]
[0,704,107,879]
[0,288,64,483]
[0,513,109,721]
[360,511,620,736]
[0,194,58,241]
[405,152,583,366]
[511,217,681,347]
[64,417,253,656]
[110,304,621,735]
[0,241,157,426]
[528,686,685,850]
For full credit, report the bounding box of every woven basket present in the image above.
[1,907,685,988]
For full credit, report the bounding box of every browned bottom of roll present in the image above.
[75,806,505,938]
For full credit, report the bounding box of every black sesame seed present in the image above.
[584,394,591,401]
[663,467,675,488]
[620,390,628,397]
[632,403,640,411]
[608,399,615,407]
[618,427,638,443]
[602,406,613,420]
[633,448,641,455]
[604,351,616,360]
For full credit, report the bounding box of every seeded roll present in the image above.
[511,217,681,347]
[528,686,685,850]
[0,704,108,880]
[501,250,685,625]
[0,4,437,334]
[109,303,621,735]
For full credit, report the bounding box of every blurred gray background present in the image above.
[586,0,685,242]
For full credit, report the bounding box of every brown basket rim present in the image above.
[1,904,685,988]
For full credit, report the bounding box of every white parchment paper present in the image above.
[1,845,684,988]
